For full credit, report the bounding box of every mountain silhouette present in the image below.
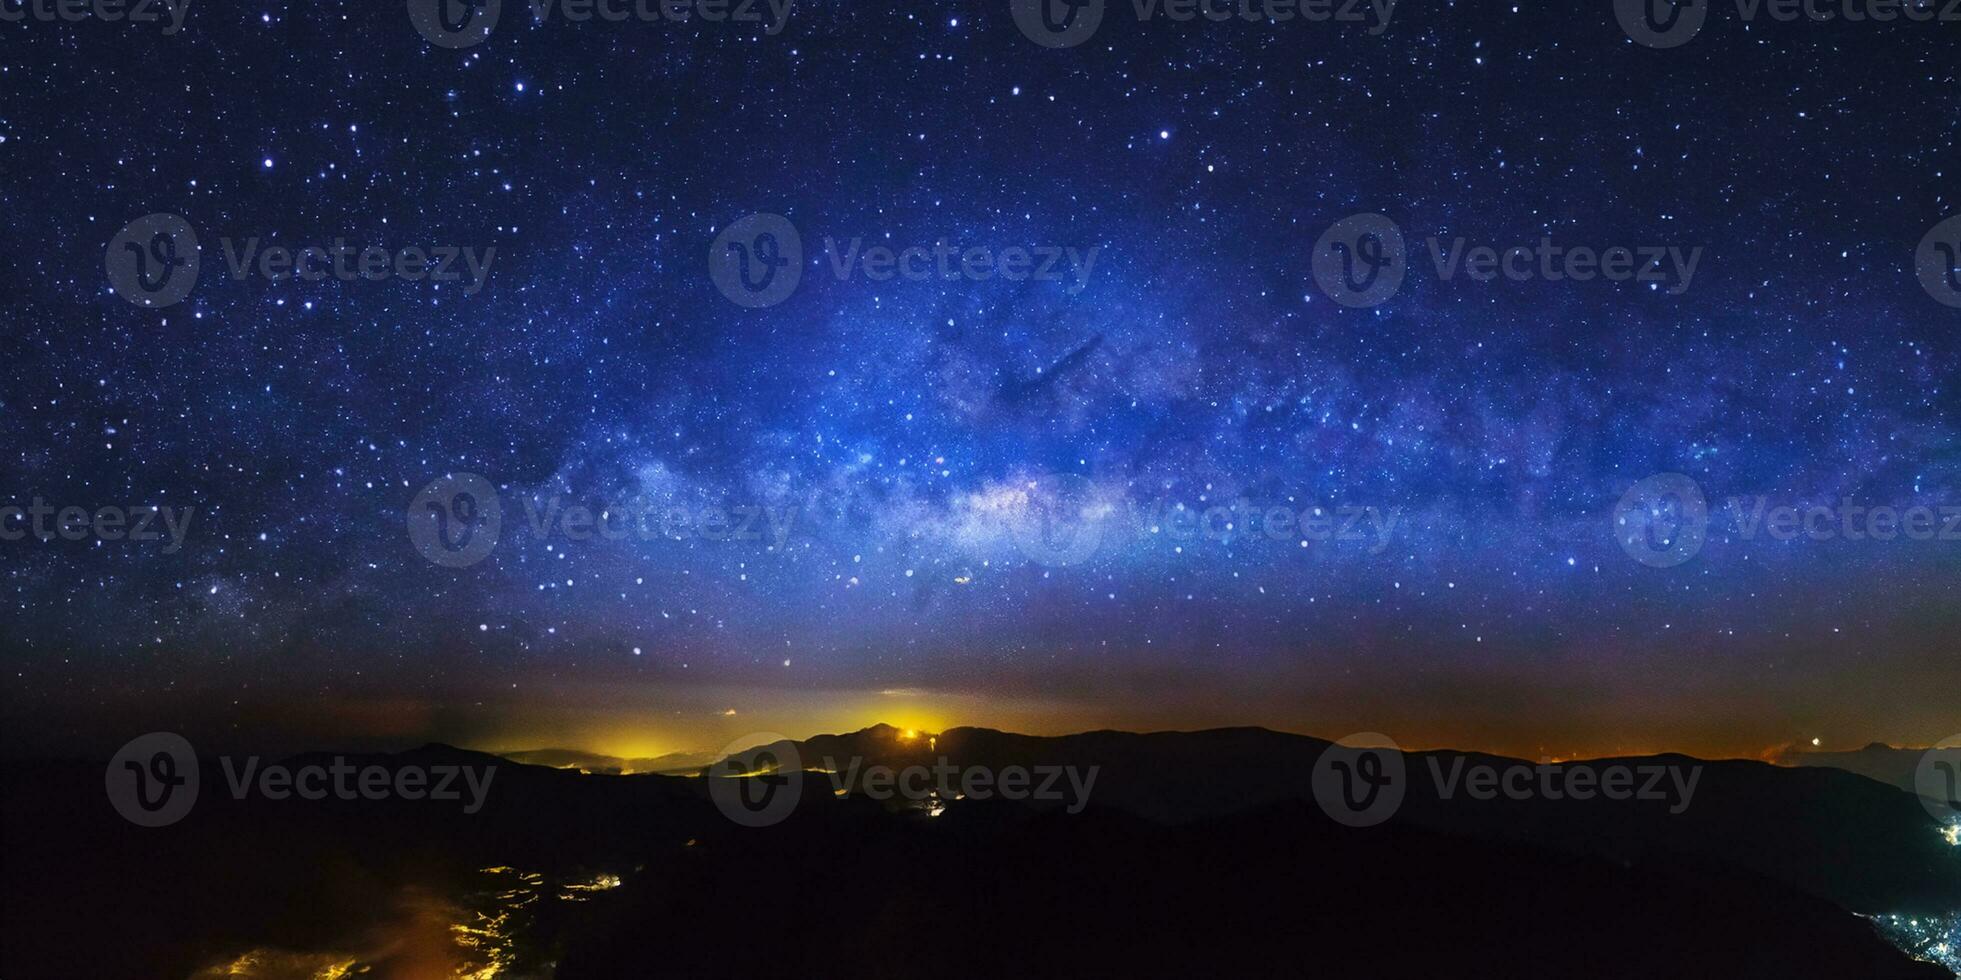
[712,724,1961,913]
[3,727,1955,978]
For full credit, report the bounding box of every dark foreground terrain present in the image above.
[3,728,1955,978]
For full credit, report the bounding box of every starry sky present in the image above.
[2,0,1958,763]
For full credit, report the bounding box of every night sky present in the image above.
[3,0,1958,763]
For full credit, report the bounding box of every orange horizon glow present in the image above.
[62,678,1956,767]
[456,708,1888,767]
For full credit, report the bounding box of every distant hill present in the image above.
[716,724,1961,912]
[500,746,719,774]
[1773,741,1938,794]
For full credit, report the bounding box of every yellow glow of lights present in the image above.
[191,950,361,979]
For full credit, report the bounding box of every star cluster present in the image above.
[2,0,1957,758]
